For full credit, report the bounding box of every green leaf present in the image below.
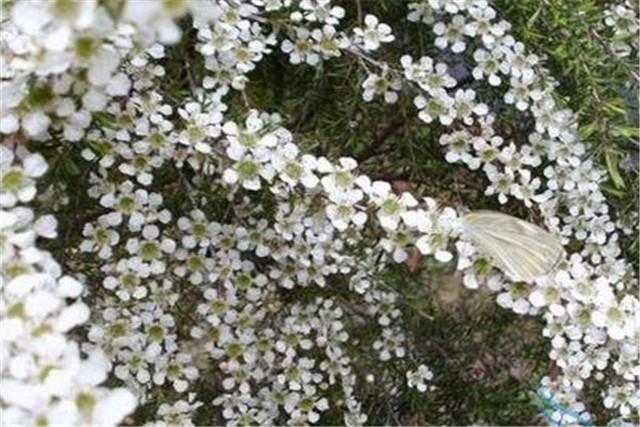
[612,126,640,139]
[604,149,626,189]
[602,99,628,116]
[601,185,625,198]
[93,112,116,129]
[579,122,597,139]
[526,5,543,28]
[63,157,81,176]
[86,139,111,157]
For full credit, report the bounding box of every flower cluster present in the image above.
[1,0,638,425]
[402,1,638,419]
[0,145,136,426]
[603,1,639,58]
[0,0,199,140]
[76,93,456,422]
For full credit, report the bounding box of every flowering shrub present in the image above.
[1,0,638,425]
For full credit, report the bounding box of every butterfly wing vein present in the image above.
[463,211,564,282]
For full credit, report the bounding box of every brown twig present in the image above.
[356,118,406,162]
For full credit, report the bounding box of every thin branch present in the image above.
[355,0,363,24]
[356,118,406,162]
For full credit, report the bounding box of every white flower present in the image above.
[22,111,52,137]
[361,69,402,104]
[223,154,274,191]
[528,276,566,317]
[1,146,137,427]
[85,47,123,88]
[372,327,406,361]
[103,264,148,301]
[369,181,418,231]
[504,73,540,111]
[156,398,203,427]
[297,0,345,26]
[123,0,185,44]
[311,25,349,58]
[117,144,164,186]
[433,15,468,53]
[380,228,415,263]
[152,352,198,393]
[11,0,97,48]
[56,302,91,332]
[0,147,47,207]
[281,27,320,66]
[466,5,508,46]
[415,206,458,262]
[414,90,455,125]
[473,135,503,164]
[440,130,480,169]
[451,89,488,124]
[272,147,319,189]
[177,209,214,249]
[0,113,20,134]
[177,101,223,154]
[401,56,456,95]
[80,215,120,259]
[326,202,367,231]
[406,364,433,392]
[125,225,176,274]
[511,169,542,207]
[591,301,630,341]
[319,157,369,204]
[483,164,514,204]
[407,2,435,24]
[497,281,535,315]
[603,384,639,417]
[603,3,639,58]
[472,48,503,86]
[353,14,394,51]
[222,113,275,160]
[80,387,137,426]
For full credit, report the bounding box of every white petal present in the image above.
[34,214,57,238]
[92,388,137,425]
[106,73,131,96]
[58,276,83,298]
[435,250,453,262]
[0,114,19,134]
[22,111,51,136]
[223,169,238,184]
[528,290,546,307]
[55,303,90,332]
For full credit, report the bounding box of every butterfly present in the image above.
[462,210,564,283]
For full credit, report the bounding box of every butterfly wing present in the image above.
[462,210,564,282]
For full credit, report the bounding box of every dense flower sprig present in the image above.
[0,144,136,426]
[1,0,638,425]
[603,0,640,58]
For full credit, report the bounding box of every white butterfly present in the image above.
[461,210,565,283]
